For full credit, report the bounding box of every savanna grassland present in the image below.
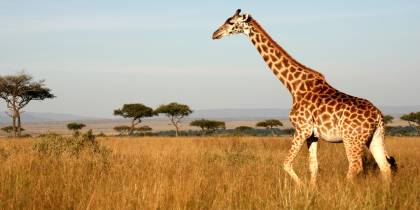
[0,136,419,210]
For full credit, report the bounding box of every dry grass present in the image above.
[0,136,419,210]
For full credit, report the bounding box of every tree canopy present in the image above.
[114,103,154,135]
[154,102,192,136]
[190,119,225,134]
[400,112,420,134]
[0,72,55,137]
[383,115,394,125]
[256,119,283,136]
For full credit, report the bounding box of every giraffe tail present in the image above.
[373,118,398,174]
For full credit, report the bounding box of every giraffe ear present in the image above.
[235,9,241,16]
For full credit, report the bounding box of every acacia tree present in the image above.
[400,112,420,135]
[256,119,283,136]
[1,126,24,137]
[154,102,192,137]
[114,125,131,136]
[190,119,225,135]
[383,115,394,125]
[0,72,55,137]
[67,122,86,136]
[114,103,154,135]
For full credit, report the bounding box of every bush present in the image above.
[33,131,110,158]
[385,126,418,136]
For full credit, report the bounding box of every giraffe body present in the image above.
[212,9,396,186]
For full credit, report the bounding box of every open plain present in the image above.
[0,136,418,210]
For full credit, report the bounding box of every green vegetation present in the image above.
[66,122,86,136]
[190,119,226,135]
[256,119,283,136]
[0,72,55,137]
[154,102,193,136]
[114,103,155,135]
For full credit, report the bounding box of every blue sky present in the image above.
[0,1,419,117]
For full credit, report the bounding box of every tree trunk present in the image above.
[270,128,275,136]
[174,124,179,137]
[17,111,22,137]
[12,113,17,137]
[130,119,135,136]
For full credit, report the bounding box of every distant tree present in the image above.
[0,72,55,137]
[154,102,192,137]
[67,122,86,136]
[235,126,253,132]
[383,115,394,125]
[135,125,152,132]
[400,112,420,135]
[1,125,24,136]
[114,125,131,136]
[114,103,154,135]
[190,119,225,135]
[256,119,283,136]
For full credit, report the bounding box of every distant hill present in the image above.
[0,112,102,125]
[0,105,419,124]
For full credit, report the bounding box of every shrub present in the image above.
[33,131,110,158]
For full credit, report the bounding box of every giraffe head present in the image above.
[212,9,252,40]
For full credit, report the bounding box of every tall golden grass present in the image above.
[0,136,419,210]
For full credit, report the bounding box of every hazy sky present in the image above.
[0,1,419,117]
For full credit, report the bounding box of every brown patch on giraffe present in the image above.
[273,69,279,75]
[268,62,273,68]
[275,62,282,69]
[290,67,296,73]
[257,46,262,53]
[325,122,332,129]
[280,70,288,78]
[261,36,267,43]
[270,54,277,62]
[262,44,268,52]
[282,59,290,67]
[350,113,357,119]
[251,39,256,45]
[256,34,261,42]
[287,73,294,81]
[263,55,270,62]
[363,111,371,118]
[327,106,334,113]
[321,114,329,121]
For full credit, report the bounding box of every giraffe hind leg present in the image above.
[306,134,319,187]
[343,138,364,180]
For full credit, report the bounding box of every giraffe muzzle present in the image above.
[212,29,223,40]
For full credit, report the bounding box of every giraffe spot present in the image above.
[286,83,292,91]
[263,55,270,61]
[268,62,273,68]
[282,59,290,67]
[275,50,282,58]
[327,106,334,113]
[287,73,293,81]
[270,48,274,53]
[293,71,301,79]
[325,122,332,129]
[350,113,357,119]
[261,36,267,43]
[280,70,288,78]
[262,45,268,52]
[302,74,307,80]
[320,106,327,113]
[270,55,277,62]
[273,69,279,75]
[299,83,306,91]
[256,35,261,42]
[363,111,370,118]
[344,111,350,117]
[275,62,282,69]
[251,39,256,45]
[322,114,330,121]
[257,46,262,53]
[249,31,254,36]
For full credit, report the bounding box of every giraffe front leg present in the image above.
[283,130,310,186]
[307,135,319,188]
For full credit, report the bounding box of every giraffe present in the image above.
[212,9,397,186]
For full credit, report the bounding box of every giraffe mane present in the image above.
[249,19,325,79]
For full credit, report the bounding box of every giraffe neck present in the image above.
[246,19,325,97]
